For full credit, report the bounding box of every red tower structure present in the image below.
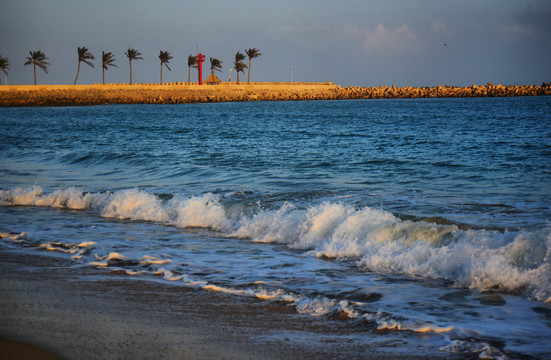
[196,53,206,85]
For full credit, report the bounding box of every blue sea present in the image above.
[1,97,551,358]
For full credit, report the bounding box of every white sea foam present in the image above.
[439,340,507,360]
[90,261,108,267]
[0,232,29,243]
[230,202,302,243]
[295,297,359,318]
[0,186,106,210]
[2,186,550,302]
[140,258,172,265]
[203,284,245,295]
[232,202,550,302]
[101,189,169,222]
[36,240,97,255]
[78,241,97,248]
[168,194,230,230]
[106,252,126,261]
[162,271,184,281]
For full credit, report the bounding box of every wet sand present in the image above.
[0,337,66,360]
[0,248,456,360]
[1,82,549,107]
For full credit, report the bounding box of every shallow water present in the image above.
[1,98,551,358]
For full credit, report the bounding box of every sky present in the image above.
[1,0,550,87]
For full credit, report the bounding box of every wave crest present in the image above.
[2,186,549,302]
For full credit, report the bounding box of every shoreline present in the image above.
[0,248,454,360]
[1,82,550,107]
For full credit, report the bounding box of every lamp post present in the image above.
[290,68,294,83]
[229,68,232,82]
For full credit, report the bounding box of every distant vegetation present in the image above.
[0,47,262,85]
[187,55,196,84]
[0,55,9,85]
[74,47,95,85]
[124,48,143,85]
[24,50,49,85]
[159,50,173,85]
[102,52,117,85]
[245,48,262,85]
[233,52,246,85]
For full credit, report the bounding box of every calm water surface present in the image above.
[1,98,550,358]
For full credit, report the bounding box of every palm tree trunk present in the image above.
[129,60,132,85]
[74,61,81,85]
[247,59,252,84]
[188,67,191,84]
[102,51,105,85]
[160,64,163,85]
[33,64,37,85]
[237,72,239,85]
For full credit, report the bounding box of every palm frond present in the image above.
[37,63,49,74]
[77,47,95,68]
[77,47,95,60]
[210,57,223,73]
[234,52,247,74]
[159,50,173,70]
[0,56,10,72]
[245,48,262,59]
[234,62,247,73]
[82,59,95,68]
[125,48,143,61]
[235,51,246,62]
[24,50,49,73]
[188,54,197,67]
[102,52,117,70]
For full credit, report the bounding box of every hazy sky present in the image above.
[1,0,550,86]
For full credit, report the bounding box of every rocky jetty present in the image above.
[1,82,549,107]
[335,83,551,99]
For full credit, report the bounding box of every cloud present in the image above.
[268,23,422,56]
[356,23,419,55]
[498,5,551,40]
[267,25,336,50]
[514,5,551,36]
[430,20,451,36]
[498,24,540,39]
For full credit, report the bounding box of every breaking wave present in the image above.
[1,185,550,302]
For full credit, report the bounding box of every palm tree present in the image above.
[245,48,262,84]
[24,50,49,85]
[233,51,247,85]
[102,51,117,85]
[73,47,95,85]
[0,56,9,85]
[209,57,222,78]
[159,50,173,85]
[124,47,143,85]
[187,54,196,84]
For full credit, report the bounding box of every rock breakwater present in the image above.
[1,82,549,107]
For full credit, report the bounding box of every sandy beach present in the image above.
[1,82,550,107]
[0,247,460,360]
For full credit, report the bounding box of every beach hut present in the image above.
[205,73,222,85]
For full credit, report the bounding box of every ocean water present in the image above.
[1,98,550,358]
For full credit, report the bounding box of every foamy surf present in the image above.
[1,185,550,303]
[8,226,538,359]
